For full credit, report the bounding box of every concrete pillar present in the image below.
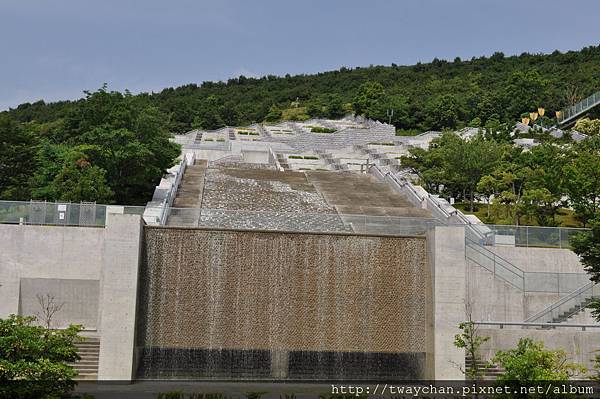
[270,349,289,379]
[97,213,143,381]
[430,225,467,379]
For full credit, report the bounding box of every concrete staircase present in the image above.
[314,150,349,171]
[550,297,595,323]
[228,128,236,141]
[465,356,504,380]
[276,153,290,170]
[166,160,207,226]
[70,337,100,381]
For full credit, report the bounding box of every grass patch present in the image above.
[238,131,259,136]
[368,142,395,146]
[453,202,584,227]
[396,129,421,136]
[281,106,310,121]
[216,138,225,142]
[203,138,214,141]
[288,155,319,160]
[310,126,336,133]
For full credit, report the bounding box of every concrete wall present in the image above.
[467,259,524,322]
[97,213,144,380]
[468,246,592,322]
[0,214,144,381]
[489,246,583,273]
[429,226,467,380]
[19,278,99,329]
[0,223,105,325]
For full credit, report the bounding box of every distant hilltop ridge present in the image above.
[4,45,600,134]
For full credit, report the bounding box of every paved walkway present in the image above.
[76,381,334,399]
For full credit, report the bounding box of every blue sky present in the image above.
[1,0,599,110]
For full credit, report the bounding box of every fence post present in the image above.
[559,228,563,249]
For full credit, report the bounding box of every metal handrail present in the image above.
[473,321,600,330]
[558,91,600,126]
[466,240,525,279]
[524,281,597,323]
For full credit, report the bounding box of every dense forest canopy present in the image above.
[4,45,600,133]
[0,87,180,205]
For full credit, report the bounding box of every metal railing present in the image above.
[466,239,524,290]
[0,200,440,236]
[484,224,589,249]
[466,238,589,293]
[524,281,600,323]
[473,321,600,331]
[558,91,600,126]
[0,200,146,227]
[182,141,232,150]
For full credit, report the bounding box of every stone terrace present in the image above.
[166,164,431,234]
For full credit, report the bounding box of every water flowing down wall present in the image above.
[137,227,430,380]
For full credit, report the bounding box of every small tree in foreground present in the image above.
[493,338,585,398]
[36,293,65,329]
[0,315,82,399]
[454,309,490,380]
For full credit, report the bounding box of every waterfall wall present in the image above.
[137,227,430,380]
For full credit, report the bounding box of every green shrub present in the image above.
[310,127,336,133]
[288,155,319,160]
[368,142,395,146]
[0,315,83,399]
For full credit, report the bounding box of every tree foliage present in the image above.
[4,45,600,133]
[0,315,83,399]
[493,338,584,397]
[404,131,600,226]
[574,118,600,136]
[1,87,180,205]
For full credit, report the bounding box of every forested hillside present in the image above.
[5,45,600,134]
[1,45,600,206]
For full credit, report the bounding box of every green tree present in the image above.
[574,118,600,136]
[493,338,584,398]
[563,149,600,226]
[519,188,555,226]
[454,320,490,380]
[0,114,38,199]
[571,220,600,320]
[502,70,549,120]
[46,149,114,203]
[520,144,569,226]
[352,81,386,117]
[476,175,498,219]
[264,104,282,122]
[325,94,346,119]
[192,95,225,130]
[0,315,83,399]
[425,94,464,130]
[402,133,504,210]
[62,88,180,204]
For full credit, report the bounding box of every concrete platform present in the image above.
[165,165,431,233]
